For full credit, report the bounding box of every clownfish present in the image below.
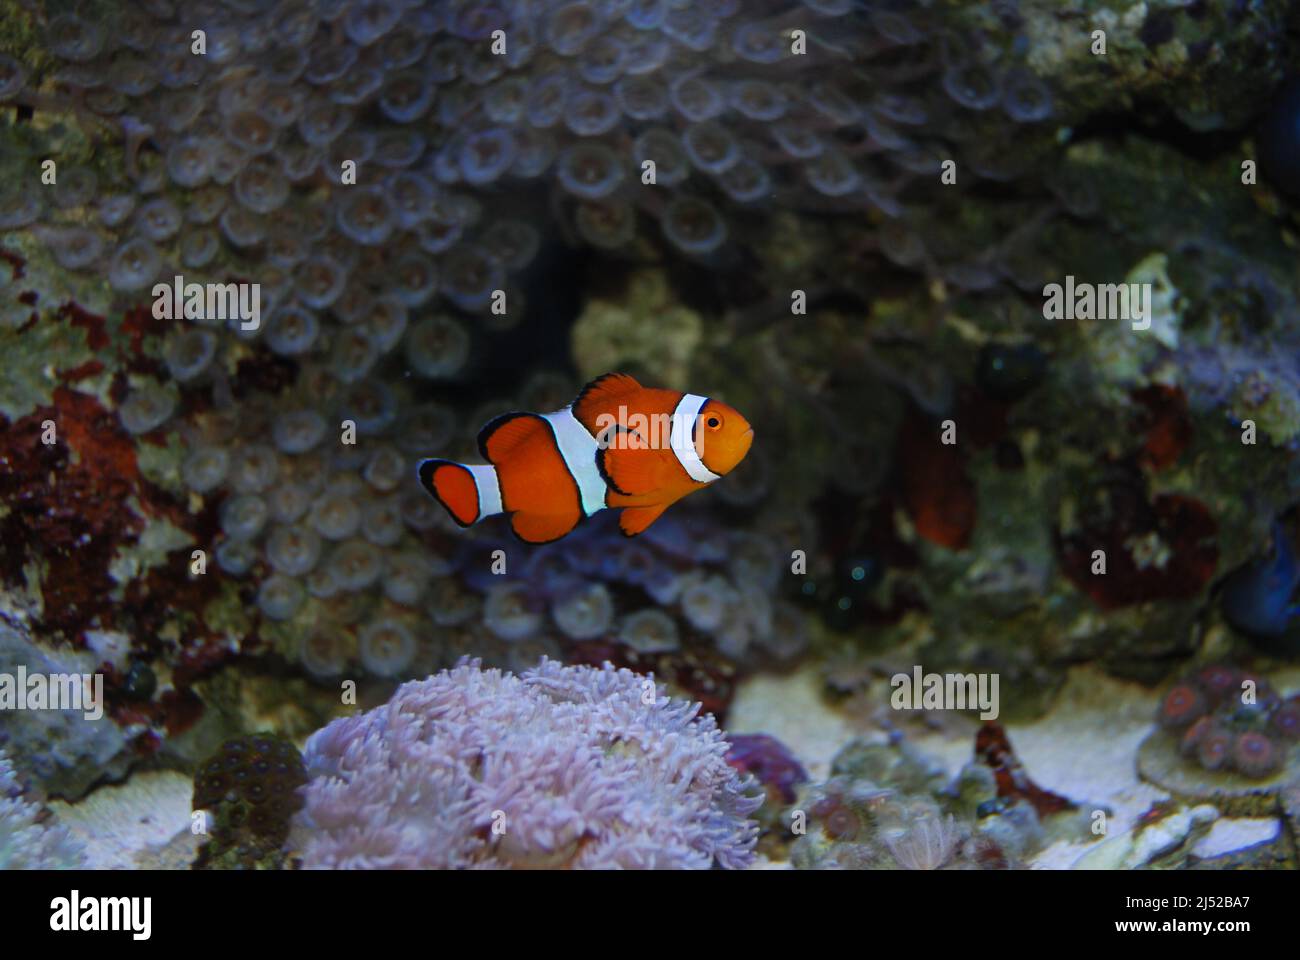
[417,373,753,543]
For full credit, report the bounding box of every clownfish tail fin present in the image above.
[417,459,503,527]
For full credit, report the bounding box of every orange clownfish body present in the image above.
[418,373,754,543]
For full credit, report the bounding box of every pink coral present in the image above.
[295,657,761,869]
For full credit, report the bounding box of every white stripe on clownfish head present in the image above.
[544,406,608,517]
[670,393,722,484]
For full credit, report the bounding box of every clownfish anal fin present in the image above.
[573,372,643,428]
[597,441,661,497]
[478,411,545,463]
[618,503,668,537]
[510,511,581,544]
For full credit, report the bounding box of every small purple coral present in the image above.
[295,657,762,869]
[726,733,808,805]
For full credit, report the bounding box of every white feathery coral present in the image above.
[295,657,762,869]
[0,749,86,870]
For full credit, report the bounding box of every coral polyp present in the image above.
[1142,665,1300,786]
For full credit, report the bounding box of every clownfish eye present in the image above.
[705,414,723,431]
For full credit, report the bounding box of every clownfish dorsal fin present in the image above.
[618,503,669,537]
[572,373,643,430]
[478,411,546,463]
[597,441,662,497]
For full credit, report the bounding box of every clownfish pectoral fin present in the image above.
[618,503,669,537]
[572,372,643,428]
[510,511,581,545]
[418,459,502,527]
[596,442,661,497]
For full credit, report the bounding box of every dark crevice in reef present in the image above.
[1065,104,1263,164]
[665,250,772,320]
[455,232,594,404]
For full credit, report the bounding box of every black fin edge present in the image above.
[417,459,477,528]
[509,513,582,545]
[595,428,638,497]
[617,507,661,538]
[573,372,624,413]
[480,413,585,537]
[476,411,543,462]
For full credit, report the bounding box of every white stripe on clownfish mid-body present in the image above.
[669,393,722,484]
[543,405,609,517]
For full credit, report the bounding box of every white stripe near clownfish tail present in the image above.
[465,464,504,517]
[417,459,504,527]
